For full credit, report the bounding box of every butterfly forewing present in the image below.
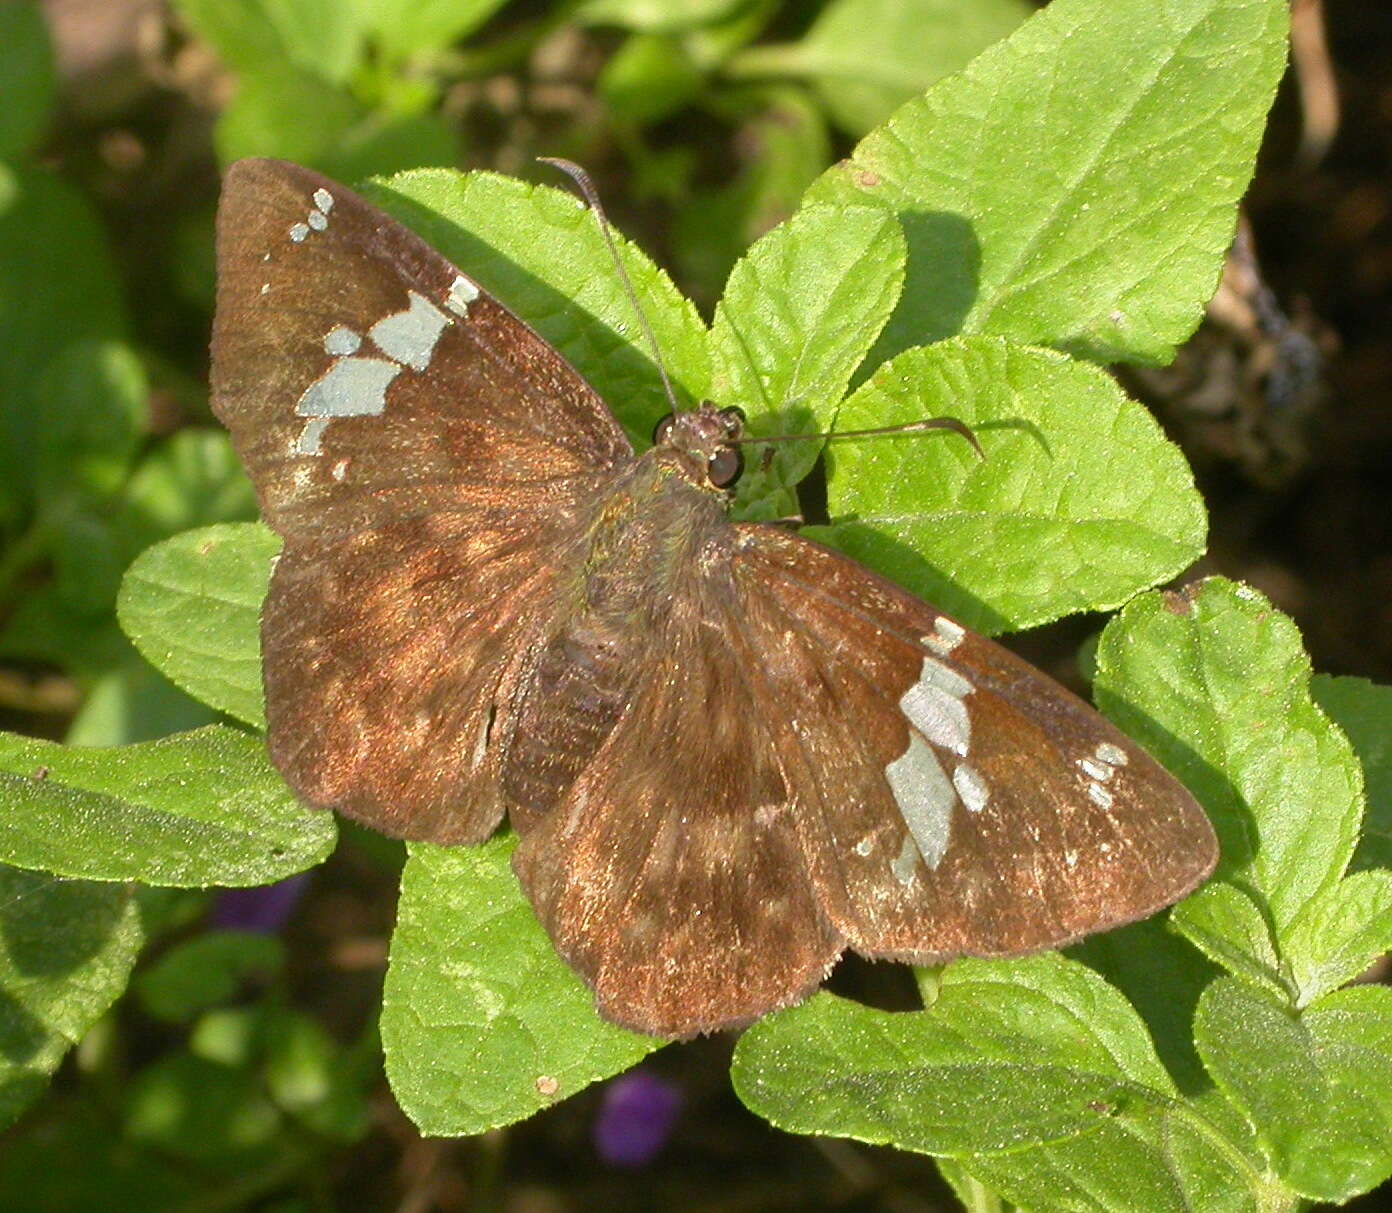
[732,526,1218,960]
[212,159,632,840]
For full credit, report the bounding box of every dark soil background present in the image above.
[4,0,1389,1209]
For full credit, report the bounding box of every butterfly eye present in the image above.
[652,414,676,445]
[707,446,743,488]
[718,406,746,435]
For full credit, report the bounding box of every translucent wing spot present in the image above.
[369,291,451,371]
[331,459,349,482]
[323,326,362,356]
[1096,741,1129,767]
[1087,783,1115,810]
[884,732,955,873]
[952,762,989,813]
[446,274,480,316]
[891,833,920,885]
[288,222,310,242]
[924,616,965,656]
[312,188,334,213]
[307,210,328,232]
[898,656,973,757]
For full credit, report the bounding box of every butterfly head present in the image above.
[651,403,746,491]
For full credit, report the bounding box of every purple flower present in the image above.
[593,1070,682,1167]
[209,873,311,933]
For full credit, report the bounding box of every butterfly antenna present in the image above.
[736,415,985,458]
[538,157,683,415]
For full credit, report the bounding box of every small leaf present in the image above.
[1096,579,1362,934]
[1195,977,1392,1202]
[1169,882,1287,1001]
[112,428,258,553]
[0,865,143,1129]
[599,33,704,126]
[369,168,711,441]
[124,1053,282,1166]
[712,204,906,518]
[1283,870,1392,1008]
[805,0,1289,366]
[0,2,57,159]
[138,931,285,1023]
[117,523,277,729]
[175,0,365,85]
[367,0,508,59]
[0,168,126,507]
[745,0,1030,136]
[1312,675,1392,870]
[381,837,660,1136]
[0,725,334,886]
[33,340,148,503]
[815,336,1205,632]
[65,662,219,748]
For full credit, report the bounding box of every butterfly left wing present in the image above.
[211,159,634,841]
[731,525,1219,963]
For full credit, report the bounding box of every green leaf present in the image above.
[124,1053,283,1167]
[65,662,220,748]
[0,865,143,1129]
[738,0,1030,136]
[0,725,334,886]
[33,340,148,503]
[804,0,1289,367]
[1302,985,1392,1200]
[0,168,126,508]
[1195,977,1392,1202]
[0,1,57,159]
[1312,675,1392,870]
[118,523,278,730]
[814,336,1205,632]
[1167,882,1287,1002]
[1096,579,1362,934]
[1283,870,1392,1009]
[113,428,258,554]
[579,0,746,33]
[215,66,458,180]
[599,33,704,126]
[174,0,365,85]
[137,931,285,1023]
[368,168,711,441]
[733,954,1266,1208]
[365,0,507,59]
[711,204,906,519]
[381,837,660,1135]
[262,1007,372,1139]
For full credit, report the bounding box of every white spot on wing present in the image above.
[446,274,480,316]
[1096,742,1129,767]
[307,210,328,232]
[891,833,920,885]
[289,222,310,242]
[926,616,965,655]
[313,188,334,213]
[369,291,451,371]
[1088,783,1115,810]
[884,732,955,871]
[953,763,989,813]
[331,459,348,482]
[296,357,401,420]
[294,417,330,455]
[323,326,362,356]
[898,656,973,756]
[1079,757,1112,782]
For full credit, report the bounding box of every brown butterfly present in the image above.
[211,158,1218,1037]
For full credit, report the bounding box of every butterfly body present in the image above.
[213,159,1218,1037]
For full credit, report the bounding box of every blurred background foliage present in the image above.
[0,0,1388,1208]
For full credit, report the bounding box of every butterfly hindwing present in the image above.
[733,525,1218,961]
